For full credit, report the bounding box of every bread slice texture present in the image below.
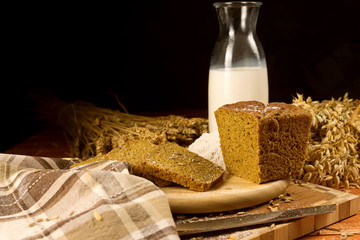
[71,139,225,191]
[105,139,173,187]
[140,142,225,191]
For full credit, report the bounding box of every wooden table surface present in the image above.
[5,127,360,240]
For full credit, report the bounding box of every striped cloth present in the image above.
[0,153,179,240]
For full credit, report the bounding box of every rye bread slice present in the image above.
[105,139,173,187]
[141,142,225,191]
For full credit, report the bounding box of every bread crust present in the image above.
[216,101,312,183]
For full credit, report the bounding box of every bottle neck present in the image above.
[216,5,260,35]
[211,2,266,69]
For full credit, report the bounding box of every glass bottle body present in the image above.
[208,1,268,132]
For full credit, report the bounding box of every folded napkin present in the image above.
[0,153,179,240]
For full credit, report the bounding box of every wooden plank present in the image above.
[179,181,360,240]
[287,216,315,239]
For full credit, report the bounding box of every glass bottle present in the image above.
[208,1,268,132]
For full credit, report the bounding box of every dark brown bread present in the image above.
[72,139,225,191]
[105,139,173,187]
[215,101,312,183]
[141,142,225,191]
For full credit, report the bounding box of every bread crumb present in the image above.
[176,215,186,220]
[229,234,239,240]
[268,206,278,212]
[94,212,102,221]
[28,222,36,227]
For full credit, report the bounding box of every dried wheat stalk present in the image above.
[293,93,360,188]
[35,95,208,159]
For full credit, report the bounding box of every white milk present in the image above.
[208,67,268,132]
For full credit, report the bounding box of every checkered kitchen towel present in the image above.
[0,153,179,240]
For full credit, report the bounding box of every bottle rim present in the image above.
[213,1,262,8]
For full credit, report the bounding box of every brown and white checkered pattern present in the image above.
[0,153,179,240]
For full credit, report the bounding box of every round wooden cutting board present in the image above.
[160,173,290,214]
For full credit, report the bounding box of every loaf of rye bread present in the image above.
[215,101,312,183]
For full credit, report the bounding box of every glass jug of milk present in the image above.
[208,1,268,132]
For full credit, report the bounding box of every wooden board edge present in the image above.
[246,193,360,240]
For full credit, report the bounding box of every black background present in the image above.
[1,0,359,151]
